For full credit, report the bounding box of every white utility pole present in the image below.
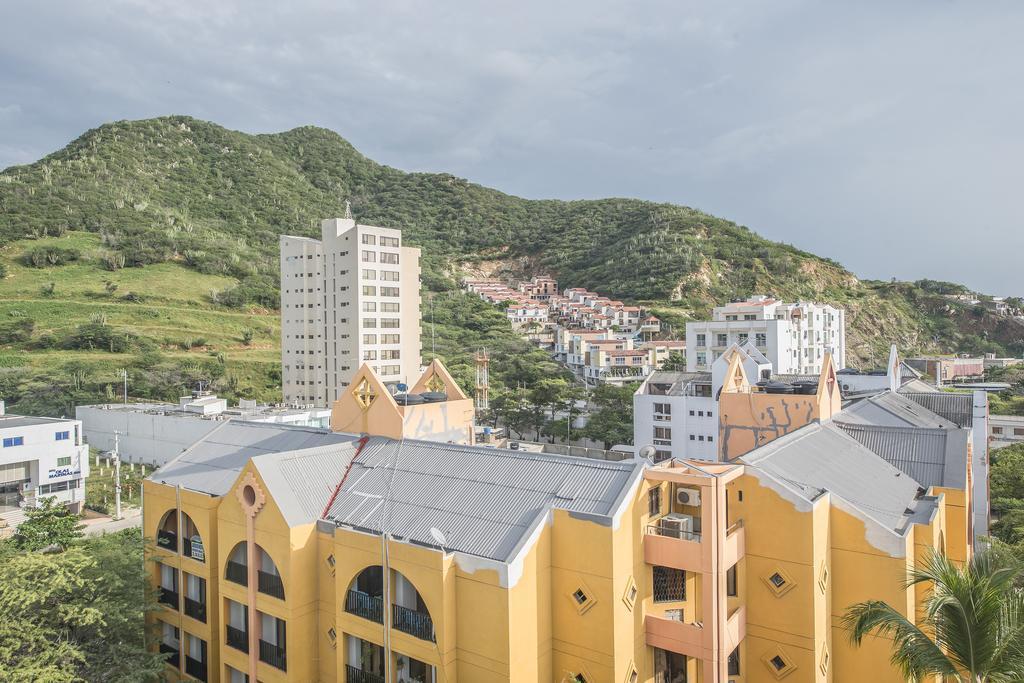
[119,368,128,404]
[112,431,122,520]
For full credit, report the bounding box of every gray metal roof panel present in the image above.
[0,415,71,428]
[898,392,974,427]
[840,392,958,429]
[834,422,968,489]
[324,438,642,562]
[741,422,926,534]
[150,421,357,496]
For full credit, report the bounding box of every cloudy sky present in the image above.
[2,1,1021,294]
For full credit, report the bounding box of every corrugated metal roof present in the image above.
[149,421,358,496]
[741,423,930,534]
[899,392,974,427]
[834,422,968,489]
[840,392,957,429]
[898,379,940,394]
[252,441,362,527]
[324,438,643,562]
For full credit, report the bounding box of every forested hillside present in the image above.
[0,116,1020,415]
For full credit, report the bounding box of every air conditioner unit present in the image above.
[676,487,701,507]
[660,513,694,539]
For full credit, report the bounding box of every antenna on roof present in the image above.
[344,199,353,220]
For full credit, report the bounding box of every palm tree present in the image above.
[843,548,1024,682]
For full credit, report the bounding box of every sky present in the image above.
[1,0,1022,294]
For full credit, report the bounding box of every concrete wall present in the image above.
[76,405,221,466]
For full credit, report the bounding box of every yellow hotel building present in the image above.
[144,359,972,682]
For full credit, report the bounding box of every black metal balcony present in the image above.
[225,560,248,586]
[258,639,287,671]
[258,570,285,600]
[158,587,179,610]
[392,603,435,642]
[226,625,248,653]
[346,664,385,683]
[156,530,177,552]
[159,642,179,668]
[184,655,207,682]
[345,590,383,623]
[183,596,206,623]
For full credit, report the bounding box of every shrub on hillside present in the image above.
[0,319,35,345]
[64,321,142,353]
[21,246,80,268]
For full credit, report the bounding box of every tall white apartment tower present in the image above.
[280,217,422,407]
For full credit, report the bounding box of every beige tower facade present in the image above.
[280,217,421,407]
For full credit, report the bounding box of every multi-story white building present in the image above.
[0,401,89,525]
[633,344,772,462]
[281,216,422,407]
[685,296,845,374]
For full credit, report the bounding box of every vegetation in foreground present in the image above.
[0,505,163,683]
[844,547,1024,682]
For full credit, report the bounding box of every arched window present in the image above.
[226,542,248,586]
[256,545,285,600]
[344,566,434,642]
[180,512,205,563]
[156,510,178,552]
[223,542,284,599]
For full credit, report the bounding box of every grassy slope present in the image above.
[0,115,1019,414]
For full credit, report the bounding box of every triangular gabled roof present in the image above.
[411,358,469,400]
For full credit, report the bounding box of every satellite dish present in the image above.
[638,445,658,461]
[429,527,448,550]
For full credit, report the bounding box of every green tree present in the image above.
[843,548,1024,682]
[0,529,165,682]
[990,444,1024,544]
[582,383,637,449]
[12,498,84,552]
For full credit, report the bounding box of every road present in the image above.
[81,507,143,536]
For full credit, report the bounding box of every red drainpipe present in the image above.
[322,435,370,518]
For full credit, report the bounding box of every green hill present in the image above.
[0,115,1020,415]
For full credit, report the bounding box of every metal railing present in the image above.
[726,519,744,536]
[156,530,177,552]
[259,639,287,671]
[345,590,383,623]
[225,625,248,653]
[345,665,385,683]
[258,570,285,600]
[184,655,207,682]
[392,603,436,642]
[158,587,179,610]
[159,642,179,668]
[225,560,248,586]
[646,521,701,543]
[183,596,206,623]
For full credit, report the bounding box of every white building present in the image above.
[685,296,845,374]
[633,344,772,462]
[280,215,422,407]
[0,401,89,525]
[991,414,1024,446]
[76,394,333,467]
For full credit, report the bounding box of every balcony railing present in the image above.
[158,587,179,610]
[184,655,207,682]
[258,570,285,600]
[159,642,179,668]
[646,521,701,543]
[345,590,383,623]
[392,603,436,642]
[225,560,248,586]
[346,665,385,683]
[259,639,287,671]
[226,625,248,653]
[156,530,177,552]
[183,596,206,623]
